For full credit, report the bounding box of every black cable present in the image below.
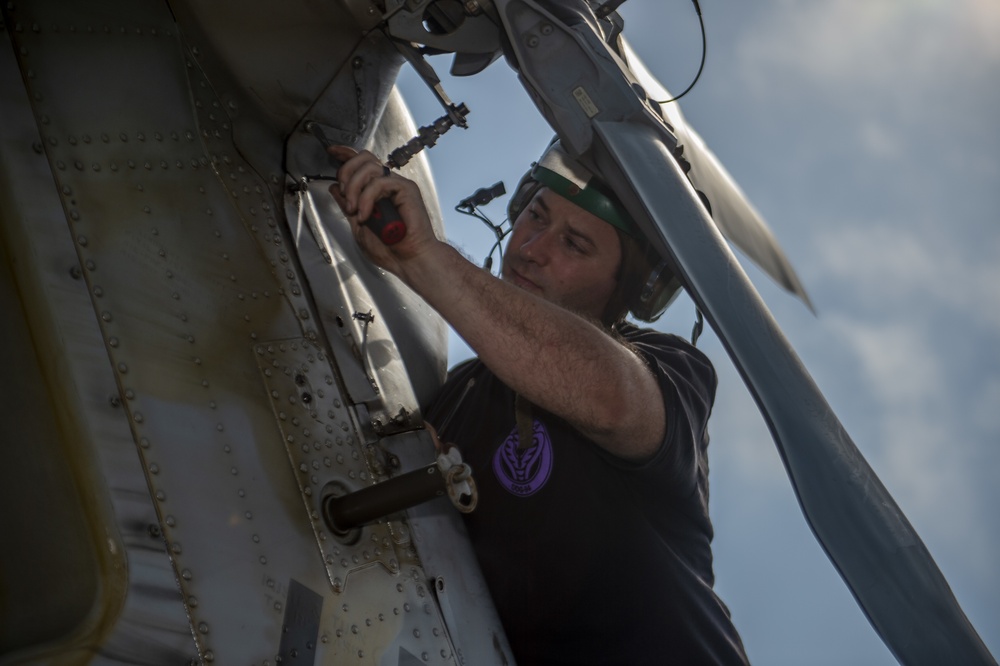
[454,203,510,273]
[654,0,706,104]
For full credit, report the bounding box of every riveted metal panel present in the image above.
[1,0,510,663]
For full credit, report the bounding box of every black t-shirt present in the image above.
[426,323,749,665]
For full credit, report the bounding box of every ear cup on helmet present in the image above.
[614,238,682,324]
[630,257,682,322]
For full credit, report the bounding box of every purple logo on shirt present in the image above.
[492,419,553,497]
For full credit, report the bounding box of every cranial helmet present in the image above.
[507,140,681,323]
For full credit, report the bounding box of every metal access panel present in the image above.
[0,1,511,664]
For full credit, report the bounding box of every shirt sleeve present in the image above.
[604,327,718,499]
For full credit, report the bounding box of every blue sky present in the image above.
[396,1,999,663]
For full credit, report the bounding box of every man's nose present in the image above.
[518,229,552,265]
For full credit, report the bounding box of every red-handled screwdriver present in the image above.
[307,123,407,245]
[366,197,407,245]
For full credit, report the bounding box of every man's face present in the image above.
[502,187,622,321]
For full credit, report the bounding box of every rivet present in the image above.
[100,311,112,322]
[139,437,150,448]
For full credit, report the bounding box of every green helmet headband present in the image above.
[531,143,641,239]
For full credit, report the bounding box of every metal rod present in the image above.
[322,463,446,533]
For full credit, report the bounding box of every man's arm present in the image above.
[329,147,666,460]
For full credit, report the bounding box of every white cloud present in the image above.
[732,0,1000,165]
[829,318,941,407]
[813,222,1000,332]
[737,0,999,89]
[858,120,902,161]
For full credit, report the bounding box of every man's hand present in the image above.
[327,145,440,281]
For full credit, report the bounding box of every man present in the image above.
[329,141,748,664]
